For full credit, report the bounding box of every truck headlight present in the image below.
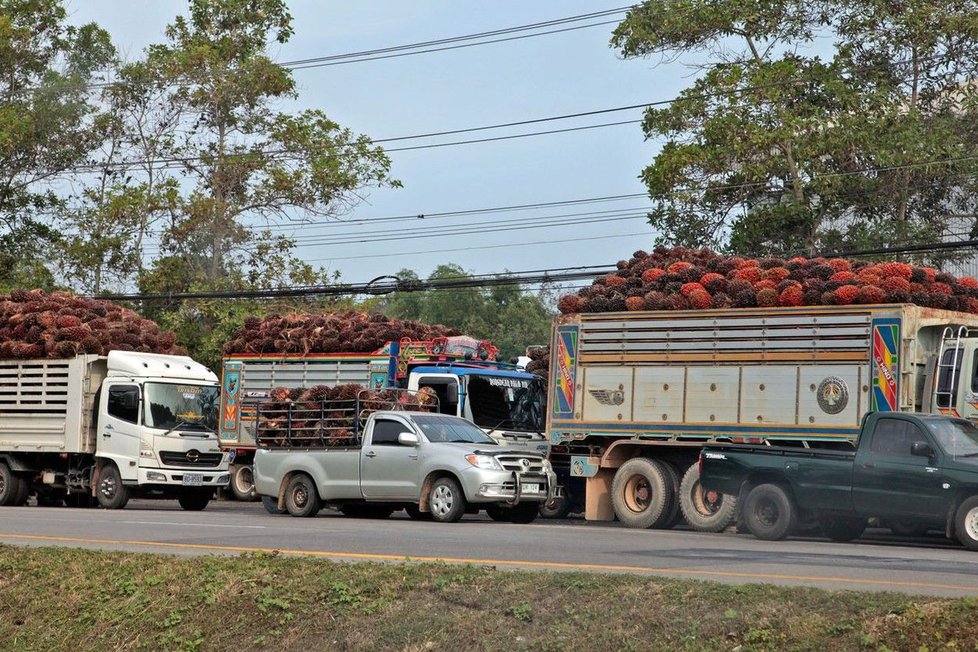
[465,454,503,471]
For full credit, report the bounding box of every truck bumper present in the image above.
[460,468,558,505]
[135,467,230,487]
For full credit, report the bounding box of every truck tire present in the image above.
[285,474,320,518]
[954,496,978,551]
[539,493,572,519]
[743,483,797,541]
[679,463,737,533]
[819,516,866,542]
[230,464,258,501]
[428,477,466,523]
[611,458,673,529]
[178,488,212,511]
[660,461,682,529]
[96,464,129,510]
[261,495,286,514]
[0,463,23,506]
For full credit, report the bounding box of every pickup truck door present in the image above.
[96,383,144,481]
[851,416,948,519]
[359,416,422,500]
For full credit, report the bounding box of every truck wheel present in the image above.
[743,483,797,541]
[285,474,320,517]
[96,464,129,510]
[261,495,286,514]
[0,463,23,506]
[660,461,682,529]
[428,477,466,523]
[819,516,866,542]
[178,488,212,511]
[405,505,432,521]
[539,493,572,519]
[485,504,509,521]
[679,463,737,533]
[611,458,673,529]
[230,465,258,501]
[954,496,978,551]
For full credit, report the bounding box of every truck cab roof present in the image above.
[106,350,218,383]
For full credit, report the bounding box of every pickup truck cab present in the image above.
[700,412,978,549]
[254,410,557,523]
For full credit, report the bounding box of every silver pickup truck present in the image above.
[254,410,557,523]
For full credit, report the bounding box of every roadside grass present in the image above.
[1,544,976,651]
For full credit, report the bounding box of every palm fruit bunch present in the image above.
[0,289,181,360]
[558,247,978,315]
[223,311,464,355]
[257,385,437,448]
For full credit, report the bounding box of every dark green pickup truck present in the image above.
[699,412,978,549]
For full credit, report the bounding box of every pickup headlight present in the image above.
[465,454,504,471]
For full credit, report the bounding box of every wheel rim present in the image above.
[99,475,117,499]
[966,506,978,542]
[234,467,254,494]
[431,485,454,516]
[690,480,721,516]
[622,474,651,513]
[754,498,779,527]
[291,483,309,508]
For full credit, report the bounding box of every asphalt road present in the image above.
[2,499,978,597]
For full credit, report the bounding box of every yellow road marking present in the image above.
[1,532,975,593]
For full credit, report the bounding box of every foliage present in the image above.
[611,1,978,263]
[377,264,553,361]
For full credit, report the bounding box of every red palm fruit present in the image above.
[788,256,808,264]
[727,279,753,295]
[667,261,694,273]
[753,279,777,291]
[605,275,627,287]
[641,268,666,283]
[969,298,978,314]
[856,272,882,287]
[859,285,886,304]
[557,295,582,314]
[827,258,851,272]
[762,267,789,283]
[779,285,804,307]
[700,272,724,286]
[756,288,779,307]
[932,282,953,295]
[55,315,82,328]
[688,289,712,309]
[740,258,760,268]
[835,286,860,305]
[644,291,667,309]
[80,337,103,354]
[680,282,705,296]
[960,277,978,289]
[732,267,762,283]
[820,291,837,305]
[667,294,690,310]
[920,267,937,282]
[624,296,646,311]
[882,277,911,293]
[829,271,856,282]
[711,292,732,308]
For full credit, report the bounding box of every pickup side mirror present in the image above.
[911,441,935,460]
[398,432,420,447]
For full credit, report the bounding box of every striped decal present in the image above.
[553,325,579,417]
[871,318,900,412]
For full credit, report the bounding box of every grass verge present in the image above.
[1,544,977,651]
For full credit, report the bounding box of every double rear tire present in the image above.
[611,458,675,529]
[0,463,29,506]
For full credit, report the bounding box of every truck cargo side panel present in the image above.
[633,367,685,423]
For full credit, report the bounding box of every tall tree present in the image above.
[0,0,114,289]
[612,1,978,261]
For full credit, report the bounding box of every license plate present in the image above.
[521,483,540,494]
[183,473,203,486]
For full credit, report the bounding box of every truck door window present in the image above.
[107,386,139,424]
[869,419,925,457]
[371,419,405,446]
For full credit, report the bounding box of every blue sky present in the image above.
[66,2,692,287]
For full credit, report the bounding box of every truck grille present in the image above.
[496,454,546,474]
[159,450,223,468]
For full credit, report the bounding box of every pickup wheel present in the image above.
[743,483,797,541]
[428,477,466,523]
[954,496,978,551]
[261,495,286,514]
[96,464,129,510]
[178,488,212,511]
[679,463,737,533]
[285,474,321,518]
[819,516,867,542]
[230,465,258,501]
[611,458,673,529]
[538,493,572,519]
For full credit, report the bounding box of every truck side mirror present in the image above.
[398,432,420,447]
[911,441,935,460]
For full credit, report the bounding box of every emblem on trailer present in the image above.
[589,388,625,406]
[816,377,849,414]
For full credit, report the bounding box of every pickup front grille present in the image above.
[159,450,223,468]
[496,454,546,474]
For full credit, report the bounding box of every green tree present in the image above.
[0,0,114,289]
[612,1,978,261]
[380,264,553,362]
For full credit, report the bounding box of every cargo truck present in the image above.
[219,335,548,500]
[548,303,978,531]
[0,351,229,509]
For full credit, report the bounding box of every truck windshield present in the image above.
[926,418,978,459]
[412,414,497,444]
[144,382,219,433]
[466,374,545,432]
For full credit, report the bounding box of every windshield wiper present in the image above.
[485,417,513,432]
[160,418,215,437]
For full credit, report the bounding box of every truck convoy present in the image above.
[220,335,548,500]
[549,303,978,532]
[252,390,557,521]
[0,351,229,509]
[699,411,978,549]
